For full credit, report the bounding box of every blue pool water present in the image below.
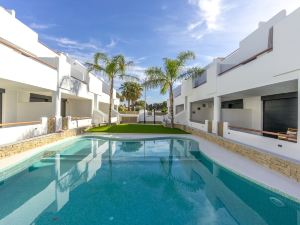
[0,136,299,225]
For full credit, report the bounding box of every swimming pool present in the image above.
[0,136,299,225]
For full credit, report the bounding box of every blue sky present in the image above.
[1,0,300,103]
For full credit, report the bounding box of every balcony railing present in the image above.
[174,85,181,98]
[192,71,207,88]
[0,37,57,70]
[102,82,110,95]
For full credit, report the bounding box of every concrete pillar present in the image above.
[54,55,62,131]
[298,78,300,143]
[213,96,221,134]
[41,117,48,134]
[185,96,189,124]
[53,89,62,131]
[92,94,99,112]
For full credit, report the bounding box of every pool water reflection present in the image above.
[0,137,299,225]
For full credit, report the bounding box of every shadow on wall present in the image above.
[60,76,82,96]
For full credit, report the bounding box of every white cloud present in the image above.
[106,39,117,48]
[29,23,55,30]
[43,35,100,51]
[187,21,202,31]
[188,0,223,31]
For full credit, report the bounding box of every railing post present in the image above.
[41,117,48,134]
[213,96,221,134]
[67,116,72,130]
[298,78,300,143]
[204,120,209,132]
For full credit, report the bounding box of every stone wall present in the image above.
[0,128,85,158]
[175,124,300,183]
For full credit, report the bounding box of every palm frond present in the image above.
[177,51,195,65]
[94,52,109,65]
[160,81,170,95]
[85,62,105,73]
[143,78,166,89]
[164,59,180,81]
[118,74,140,81]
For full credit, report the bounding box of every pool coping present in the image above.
[0,133,300,202]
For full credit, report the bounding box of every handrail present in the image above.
[71,117,91,121]
[218,47,273,76]
[0,120,40,127]
[0,37,57,70]
[119,111,139,115]
[228,125,297,142]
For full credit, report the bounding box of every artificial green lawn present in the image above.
[87,124,188,134]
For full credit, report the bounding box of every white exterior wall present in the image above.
[217,9,300,96]
[0,6,119,141]
[0,7,57,57]
[89,74,103,95]
[0,44,57,91]
[2,90,54,123]
[244,97,263,130]
[2,90,18,123]
[66,99,92,117]
[223,123,300,157]
[221,109,252,128]
[0,118,48,146]
[172,8,300,155]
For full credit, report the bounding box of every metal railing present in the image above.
[102,82,110,95]
[192,70,207,88]
[174,85,181,98]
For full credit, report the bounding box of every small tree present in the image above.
[119,81,143,111]
[86,53,137,124]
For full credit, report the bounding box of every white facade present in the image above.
[0,7,119,145]
[173,9,300,154]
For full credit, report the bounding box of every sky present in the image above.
[1,0,300,103]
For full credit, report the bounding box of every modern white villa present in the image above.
[172,9,300,154]
[0,7,120,145]
[2,3,300,225]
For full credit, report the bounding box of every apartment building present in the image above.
[0,7,119,145]
[172,9,300,154]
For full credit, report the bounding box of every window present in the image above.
[175,104,184,114]
[221,99,243,109]
[30,93,52,102]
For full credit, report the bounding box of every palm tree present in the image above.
[86,53,137,124]
[144,51,204,128]
[119,81,143,111]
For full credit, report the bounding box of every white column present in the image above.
[54,56,62,131]
[298,78,300,143]
[185,96,189,125]
[213,96,221,134]
[92,94,99,112]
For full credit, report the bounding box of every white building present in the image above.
[172,9,300,154]
[0,7,119,145]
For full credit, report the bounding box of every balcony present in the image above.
[174,85,181,98]
[0,38,57,91]
[192,70,207,88]
[218,27,273,76]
